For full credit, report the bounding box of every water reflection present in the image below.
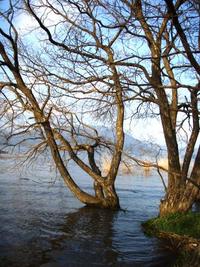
[193,201,200,213]
[40,207,175,267]
[0,157,177,266]
[47,207,119,266]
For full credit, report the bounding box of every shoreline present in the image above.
[142,212,200,266]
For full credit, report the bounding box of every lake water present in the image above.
[0,155,178,266]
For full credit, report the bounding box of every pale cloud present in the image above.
[15,12,37,34]
[125,118,165,146]
[14,0,75,35]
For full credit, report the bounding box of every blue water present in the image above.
[0,155,177,266]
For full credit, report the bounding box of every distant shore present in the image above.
[0,149,8,154]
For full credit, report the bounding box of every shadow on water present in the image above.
[1,208,119,267]
[0,206,177,267]
[0,157,179,267]
[49,207,179,267]
[47,207,120,267]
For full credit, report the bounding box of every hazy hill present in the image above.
[0,126,163,160]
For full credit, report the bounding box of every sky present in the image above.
[16,2,166,144]
[0,0,198,149]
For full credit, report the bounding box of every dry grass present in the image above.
[101,156,169,177]
[101,156,133,176]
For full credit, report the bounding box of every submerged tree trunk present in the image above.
[89,183,120,210]
[159,190,199,216]
[160,193,193,216]
[160,147,200,216]
[44,122,121,210]
[159,176,200,216]
[102,184,120,209]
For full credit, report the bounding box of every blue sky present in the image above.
[0,0,199,150]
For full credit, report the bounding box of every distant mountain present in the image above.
[0,125,164,160]
[95,126,162,159]
[0,129,43,154]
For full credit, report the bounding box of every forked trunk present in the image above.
[92,182,120,210]
[159,182,199,216]
[160,194,192,216]
[102,184,120,209]
[160,148,200,217]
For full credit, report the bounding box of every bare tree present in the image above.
[0,0,199,215]
[120,0,200,215]
[0,0,126,209]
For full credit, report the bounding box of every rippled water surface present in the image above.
[0,155,177,266]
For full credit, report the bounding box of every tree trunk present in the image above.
[160,194,192,216]
[195,191,200,202]
[103,184,120,209]
[159,182,199,216]
[160,147,200,216]
[89,183,120,210]
[94,181,104,199]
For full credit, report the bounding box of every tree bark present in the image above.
[43,122,121,210]
[160,179,200,216]
[160,193,192,216]
[160,191,198,217]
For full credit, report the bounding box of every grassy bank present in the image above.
[143,211,200,239]
[143,212,200,266]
